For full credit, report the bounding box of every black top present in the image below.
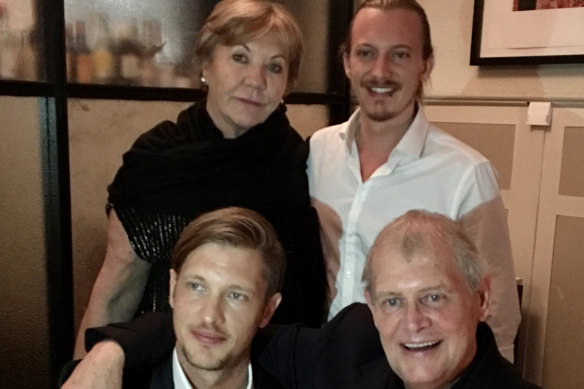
[107,99,326,326]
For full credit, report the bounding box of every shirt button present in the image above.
[346,271,352,279]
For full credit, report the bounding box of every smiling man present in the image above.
[362,210,497,388]
[307,0,520,362]
[62,207,286,389]
[250,210,539,388]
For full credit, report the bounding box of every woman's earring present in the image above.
[200,76,207,87]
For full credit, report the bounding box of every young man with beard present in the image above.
[62,207,285,389]
[307,0,520,361]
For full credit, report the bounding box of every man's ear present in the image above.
[343,51,351,79]
[477,276,492,322]
[259,292,282,328]
[364,288,380,329]
[169,269,178,309]
[364,288,373,307]
[420,53,434,83]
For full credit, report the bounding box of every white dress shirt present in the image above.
[307,107,521,361]
[173,348,254,389]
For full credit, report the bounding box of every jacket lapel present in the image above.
[359,356,400,388]
[252,361,286,389]
[148,351,174,389]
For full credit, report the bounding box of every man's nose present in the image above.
[371,55,393,79]
[403,303,431,332]
[201,295,225,324]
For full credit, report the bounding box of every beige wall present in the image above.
[415,1,584,387]
[419,0,584,100]
[0,96,50,388]
[545,215,584,387]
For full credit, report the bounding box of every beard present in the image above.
[356,77,421,123]
[179,342,230,372]
[363,107,399,122]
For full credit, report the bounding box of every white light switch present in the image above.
[527,102,552,126]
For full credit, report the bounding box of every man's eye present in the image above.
[227,292,246,301]
[379,297,402,313]
[423,293,446,305]
[188,282,202,290]
[392,51,410,61]
[356,49,374,59]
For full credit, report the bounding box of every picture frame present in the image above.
[471,0,584,65]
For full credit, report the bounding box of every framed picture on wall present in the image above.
[471,0,584,65]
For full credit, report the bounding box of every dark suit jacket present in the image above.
[145,350,285,389]
[86,305,541,389]
[60,345,284,389]
[257,304,541,389]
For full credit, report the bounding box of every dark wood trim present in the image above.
[285,92,346,106]
[41,0,74,387]
[65,83,206,101]
[325,0,352,124]
[0,81,54,96]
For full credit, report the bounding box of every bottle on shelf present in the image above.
[0,3,6,77]
[65,23,77,82]
[140,19,165,87]
[112,21,141,85]
[75,20,93,84]
[15,30,37,81]
[0,3,19,80]
[90,13,114,84]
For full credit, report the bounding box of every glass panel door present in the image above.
[0,0,43,81]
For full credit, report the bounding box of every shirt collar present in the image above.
[339,106,430,161]
[339,109,361,154]
[173,348,192,389]
[172,348,254,389]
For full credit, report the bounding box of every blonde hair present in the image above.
[172,207,286,297]
[195,0,303,93]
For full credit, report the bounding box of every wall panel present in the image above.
[0,96,50,388]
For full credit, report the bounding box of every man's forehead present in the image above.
[371,240,456,273]
[370,248,464,295]
[182,243,264,280]
[351,7,424,46]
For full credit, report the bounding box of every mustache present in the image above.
[361,78,401,91]
[192,321,228,337]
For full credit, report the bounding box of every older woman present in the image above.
[74,0,325,357]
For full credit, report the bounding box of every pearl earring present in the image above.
[200,76,207,86]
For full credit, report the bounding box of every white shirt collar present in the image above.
[172,348,254,389]
[340,105,430,161]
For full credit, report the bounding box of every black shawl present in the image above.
[107,99,326,326]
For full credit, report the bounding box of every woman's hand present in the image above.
[74,209,151,358]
